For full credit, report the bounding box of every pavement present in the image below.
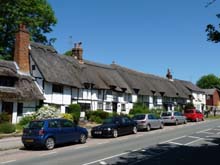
[0,136,23,151]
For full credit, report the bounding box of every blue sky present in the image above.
[47,0,219,84]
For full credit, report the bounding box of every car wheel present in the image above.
[24,144,32,150]
[79,134,87,144]
[112,129,118,138]
[195,118,199,122]
[146,124,151,131]
[45,137,55,150]
[175,120,178,125]
[202,117,205,121]
[184,120,187,124]
[160,123,164,129]
[133,126,137,134]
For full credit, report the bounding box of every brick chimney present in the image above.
[14,24,30,73]
[72,42,83,64]
[166,68,173,81]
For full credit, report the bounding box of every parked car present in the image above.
[161,111,187,125]
[184,109,204,122]
[91,116,137,138]
[22,118,88,150]
[132,114,164,131]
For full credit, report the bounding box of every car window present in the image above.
[148,115,153,119]
[60,120,73,128]
[103,117,115,124]
[174,112,179,116]
[29,121,44,129]
[184,110,194,113]
[161,112,171,116]
[133,115,145,120]
[49,120,59,128]
[124,117,131,123]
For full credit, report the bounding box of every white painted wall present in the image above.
[63,86,71,105]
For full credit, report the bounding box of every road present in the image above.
[0,120,220,165]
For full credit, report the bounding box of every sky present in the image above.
[46,0,220,84]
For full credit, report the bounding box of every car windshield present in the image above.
[161,112,172,116]
[28,121,44,129]
[133,115,145,120]
[103,117,115,124]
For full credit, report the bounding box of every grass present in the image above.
[205,115,220,120]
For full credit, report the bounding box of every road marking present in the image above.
[97,142,109,145]
[168,141,184,146]
[40,151,57,156]
[82,152,130,165]
[159,136,186,144]
[196,129,212,133]
[198,132,214,135]
[1,160,16,164]
[188,136,201,139]
[185,138,204,145]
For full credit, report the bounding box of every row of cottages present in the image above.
[0,25,206,123]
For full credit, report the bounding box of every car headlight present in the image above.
[104,128,111,131]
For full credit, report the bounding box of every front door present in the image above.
[112,102,117,113]
[2,102,13,122]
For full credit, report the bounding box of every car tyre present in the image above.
[175,120,178,125]
[160,123,164,129]
[184,120,187,124]
[45,137,55,150]
[146,124,151,131]
[133,126,137,134]
[24,144,32,150]
[79,134,87,144]
[195,118,199,122]
[112,129,118,138]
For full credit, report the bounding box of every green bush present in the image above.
[19,114,36,127]
[86,110,110,122]
[184,102,195,110]
[129,102,150,115]
[0,112,11,124]
[60,113,73,121]
[0,122,16,134]
[67,104,81,124]
[89,115,103,124]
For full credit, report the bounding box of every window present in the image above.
[60,120,73,128]
[49,120,59,128]
[97,102,103,110]
[98,90,102,99]
[52,84,63,93]
[17,103,23,116]
[106,102,111,110]
[121,104,126,111]
[0,76,16,87]
[32,65,36,70]
[106,90,112,95]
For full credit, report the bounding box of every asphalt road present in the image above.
[1,120,220,165]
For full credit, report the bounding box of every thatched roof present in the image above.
[30,42,201,99]
[0,60,44,101]
[176,79,204,93]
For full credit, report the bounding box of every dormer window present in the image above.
[0,76,16,87]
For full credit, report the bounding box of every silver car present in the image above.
[132,114,164,131]
[161,111,187,125]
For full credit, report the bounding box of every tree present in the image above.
[0,0,57,60]
[196,74,220,89]
[205,0,220,43]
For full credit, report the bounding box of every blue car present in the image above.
[22,118,88,150]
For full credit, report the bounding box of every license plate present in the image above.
[25,139,33,143]
[95,131,102,134]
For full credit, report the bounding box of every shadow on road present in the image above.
[111,137,220,165]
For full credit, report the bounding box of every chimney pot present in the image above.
[72,42,83,63]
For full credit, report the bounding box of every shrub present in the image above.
[0,112,11,124]
[19,114,36,127]
[60,113,73,121]
[35,105,60,120]
[67,104,81,124]
[89,115,103,123]
[86,110,110,122]
[0,122,16,134]
[184,102,195,110]
[129,102,150,115]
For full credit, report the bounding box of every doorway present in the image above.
[2,102,13,122]
[112,102,118,113]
